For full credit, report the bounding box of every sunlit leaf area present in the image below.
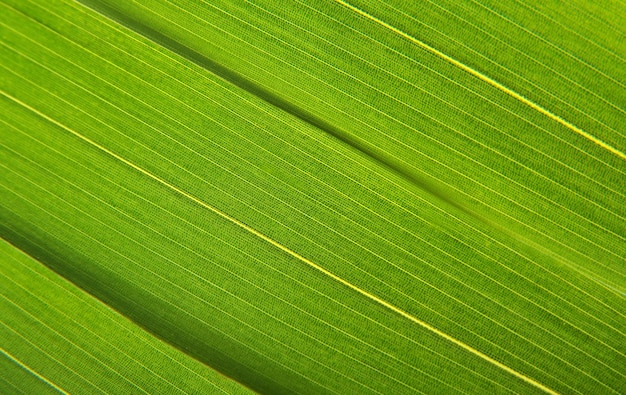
[1,0,624,393]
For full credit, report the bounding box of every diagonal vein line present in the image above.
[379,0,625,141]
[0,322,107,394]
[0,60,616,388]
[466,0,626,92]
[0,346,68,395]
[0,90,560,395]
[64,0,625,284]
[335,0,626,161]
[0,293,151,395]
[256,0,625,198]
[1,129,509,392]
[0,238,239,395]
[55,0,626,295]
[0,256,194,394]
[4,49,623,370]
[0,221,298,395]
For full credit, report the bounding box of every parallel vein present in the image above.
[0,90,560,395]
[334,0,626,160]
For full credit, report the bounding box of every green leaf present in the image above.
[1,0,624,393]
[0,238,254,394]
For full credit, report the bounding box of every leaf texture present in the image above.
[0,239,254,394]
[0,0,624,394]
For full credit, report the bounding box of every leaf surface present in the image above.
[1,0,624,393]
